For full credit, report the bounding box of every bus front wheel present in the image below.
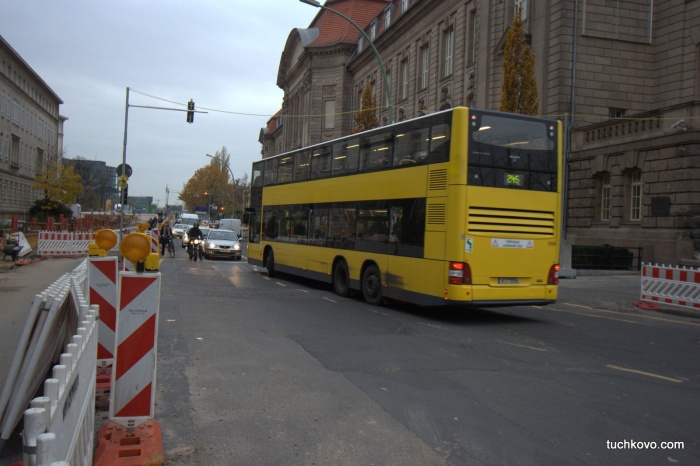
[333,260,350,297]
[362,264,383,305]
[266,249,277,278]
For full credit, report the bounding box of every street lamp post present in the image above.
[206,154,235,218]
[299,0,393,124]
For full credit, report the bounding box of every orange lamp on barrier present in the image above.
[88,228,119,257]
[120,233,156,271]
[137,222,151,232]
[95,229,118,250]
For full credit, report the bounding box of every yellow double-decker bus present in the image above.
[247,107,562,306]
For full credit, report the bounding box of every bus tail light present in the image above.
[548,264,560,285]
[449,262,472,285]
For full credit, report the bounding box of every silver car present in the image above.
[203,229,241,260]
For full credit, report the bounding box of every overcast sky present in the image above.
[2,0,317,204]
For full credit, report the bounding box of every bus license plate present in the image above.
[498,278,520,284]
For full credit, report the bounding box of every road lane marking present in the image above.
[606,365,684,384]
[498,340,548,352]
[323,297,337,303]
[276,282,287,287]
[538,303,700,327]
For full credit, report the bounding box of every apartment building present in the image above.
[262,0,699,266]
[0,34,66,221]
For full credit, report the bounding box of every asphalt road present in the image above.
[1,252,698,465]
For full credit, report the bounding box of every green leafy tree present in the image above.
[352,81,379,133]
[500,10,538,115]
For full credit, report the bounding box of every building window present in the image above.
[323,100,336,129]
[514,0,528,21]
[609,108,626,119]
[10,135,20,168]
[400,58,409,100]
[384,6,392,29]
[358,35,364,52]
[400,0,409,14]
[420,45,429,90]
[443,28,454,77]
[370,21,377,41]
[629,170,642,221]
[599,172,611,221]
[467,9,477,65]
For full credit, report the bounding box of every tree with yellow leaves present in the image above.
[500,10,538,115]
[352,81,379,133]
[31,152,83,219]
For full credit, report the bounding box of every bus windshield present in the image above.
[468,110,558,192]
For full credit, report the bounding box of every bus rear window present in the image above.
[468,111,558,192]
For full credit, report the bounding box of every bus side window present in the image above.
[360,132,393,171]
[394,126,429,166]
[311,145,332,179]
[264,158,278,186]
[427,123,450,163]
[332,138,360,176]
[294,150,310,181]
[278,156,294,184]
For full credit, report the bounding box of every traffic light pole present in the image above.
[119,87,208,246]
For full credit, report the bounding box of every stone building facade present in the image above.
[262,0,699,266]
[0,34,65,221]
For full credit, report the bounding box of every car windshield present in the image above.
[208,231,237,241]
[173,224,186,230]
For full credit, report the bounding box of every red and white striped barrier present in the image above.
[38,230,122,256]
[38,231,94,256]
[641,263,700,311]
[148,229,160,254]
[110,272,161,428]
[89,257,118,366]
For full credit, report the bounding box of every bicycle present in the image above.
[167,236,175,258]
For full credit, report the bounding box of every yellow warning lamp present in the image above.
[137,222,151,232]
[96,229,118,250]
[120,233,159,271]
[88,229,118,257]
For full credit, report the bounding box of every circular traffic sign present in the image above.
[116,163,133,178]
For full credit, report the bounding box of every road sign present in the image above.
[116,164,133,178]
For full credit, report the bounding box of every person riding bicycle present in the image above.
[160,220,173,257]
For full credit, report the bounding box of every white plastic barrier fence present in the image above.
[37,231,123,257]
[641,262,700,311]
[0,259,97,465]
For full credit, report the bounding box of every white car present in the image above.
[203,229,241,260]
[171,223,187,239]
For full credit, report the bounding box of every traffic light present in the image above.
[123,186,128,204]
[187,99,195,123]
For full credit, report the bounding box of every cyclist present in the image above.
[160,221,173,257]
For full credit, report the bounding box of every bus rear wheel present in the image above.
[362,264,383,305]
[266,249,277,277]
[333,260,350,297]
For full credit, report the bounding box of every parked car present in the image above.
[171,223,187,239]
[203,229,241,260]
[182,227,211,248]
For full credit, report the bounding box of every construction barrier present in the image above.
[110,272,161,428]
[0,259,98,465]
[89,256,119,367]
[641,263,700,311]
[37,230,128,257]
